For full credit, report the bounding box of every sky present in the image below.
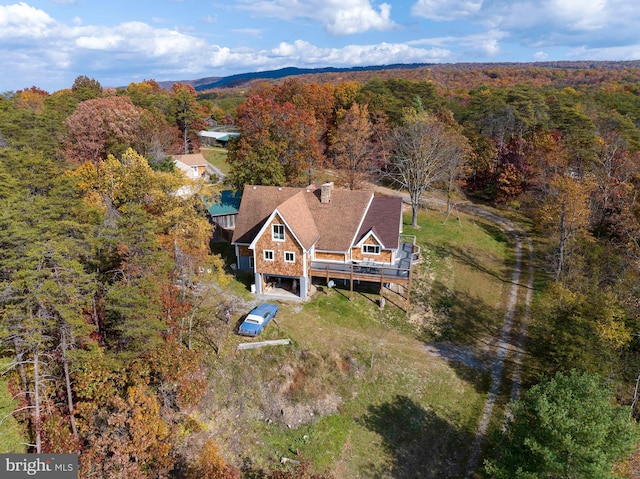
[1,0,639,93]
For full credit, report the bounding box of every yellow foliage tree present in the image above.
[188,438,239,479]
[536,175,593,283]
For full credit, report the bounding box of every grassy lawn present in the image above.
[201,146,230,175]
[199,206,514,478]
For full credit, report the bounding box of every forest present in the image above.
[1,62,640,477]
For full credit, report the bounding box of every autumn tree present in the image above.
[169,83,208,154]
[329,103,378,189]
[536,175,593,283]
[590,113,640,235]
[273,78,335,156]
[124,80,166,112]
[188,438,239,479]
[227,95,320,188]
[63,96,144,164]
[71,148,215,349]
[386,112,470,226]
[135,108,183,168]
[15,86,49,113]
[79,385,174,478]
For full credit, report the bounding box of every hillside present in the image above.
[162,60,640,94]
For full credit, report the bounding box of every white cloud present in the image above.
[231,28,263,38]
[567,44,640,61]
[533,51,548,60]
[411,29,508,58]
[237,0,396,35]
[411,0,640,54]
[202,15,218,24]
[546,0,606,31]
[267,39,452,66]
[0,2,57,39]
[411,0,482,21]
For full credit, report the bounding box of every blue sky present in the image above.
[1,0,639,92]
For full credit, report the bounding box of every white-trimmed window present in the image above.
[362,244,381,255]
[284,251,295,263]
[264,250,274,261]
[272,224,285,241]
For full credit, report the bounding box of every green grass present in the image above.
[405,209,513,345]
[199,205,517,478]
[201,146,230,175]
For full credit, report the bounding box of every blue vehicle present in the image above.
[238,303,280,336]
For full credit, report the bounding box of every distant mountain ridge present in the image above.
[157,60,640,92]
[158,64,432,91]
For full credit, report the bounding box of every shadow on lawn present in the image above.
[431,243,514,287]
[416,280,503,395]
[359,395,473,479]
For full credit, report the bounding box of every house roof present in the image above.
[200,130,240,140]
[173,153,207,167]
[275,192,320,250]
[232,185,402,252]
[356,196,403,250]
[207,190,241,217]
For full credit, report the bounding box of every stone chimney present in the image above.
[320,182,334,204]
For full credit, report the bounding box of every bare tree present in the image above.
[386,112,470,227]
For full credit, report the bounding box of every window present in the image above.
[264,250,274,261]
[272,224,285,241]
[285,251,295,263]
[362,244,381,255]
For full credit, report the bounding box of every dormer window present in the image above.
[362,244,381,255]
[272,224,285,241]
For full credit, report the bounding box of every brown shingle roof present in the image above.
[232,185,399,253]
[276,192,320,250]
[173,153,207,166]
[356,196,403,249]
[304,188,372,252]
[232,185,305,245]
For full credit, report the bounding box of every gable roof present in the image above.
[275,192,320,250]
[232,186,306,246]
[356,196,403,250]
[232,185,401,253]
[173,153,207,167]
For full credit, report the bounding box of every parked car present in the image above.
[238,303,279,336]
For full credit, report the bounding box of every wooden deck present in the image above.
[309,241,419,310]
[309,262,411,285]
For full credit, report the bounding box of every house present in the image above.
[173,153,208,180]
[199,130,240,148]
[207,190,241,241]
[231,183,417,301]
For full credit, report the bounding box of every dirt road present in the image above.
[457,205,534,478]
[370,186,535,477]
